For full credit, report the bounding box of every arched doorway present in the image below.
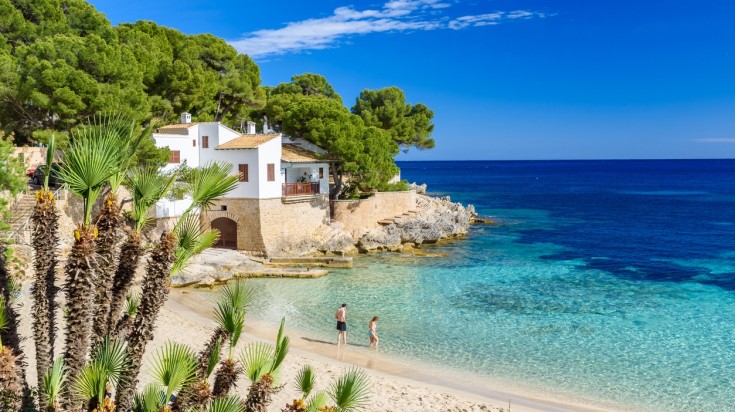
[211,217,238,249]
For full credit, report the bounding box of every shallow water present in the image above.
[243,160,735,411]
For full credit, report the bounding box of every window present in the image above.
[221,205,228,211]
[267,164,275,181]
[192,139,196,147]
[319,167,324,179]
[202,136,209,148]
[169,150,180,164]
[238,164,248,182]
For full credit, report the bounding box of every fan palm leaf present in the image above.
[184,161,240,217]
[149,341,197,405]
[240,342,274,383]
[197,395,246,412]
[172,215,220,275]
[270,318,290,374]
[132,384,163,412]
[294,365,315,399]
[306,390,329,412]
[220,280,254,312]
[329,368,371,412]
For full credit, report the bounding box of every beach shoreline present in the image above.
[171,289,623,412]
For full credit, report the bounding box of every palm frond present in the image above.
[294,365,315,399]
[149,341,197,405]
[206,337,222,379]
[213,301,245,350]
[124,292,141,317]
[94,337,128,386]
[197,395,246,412]
[43,134,56,190]
[94,113,138,191]
[171,215,220,275]
[239,342,274,382]
[125,167,178,232]
[270,318,289,374]
[0,296,6,333]
[220,280,254,311]
[132,384,164,412]
[43,357,67,408]
[306,390,329,412]
[186,161,239,214]
[71,362,108,404]
[58,123,125,225]
[329,368,371,412]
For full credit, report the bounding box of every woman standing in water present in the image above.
[369,316,379,349]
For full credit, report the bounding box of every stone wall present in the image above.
[330,191,417,238]
[201,195,330,256]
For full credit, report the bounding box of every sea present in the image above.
[243,160,735,411]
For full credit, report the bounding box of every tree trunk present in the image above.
[30,189,60,406]
[92,193,122,341]
[106,231,143,332]
[114,232,176,411]
[0,243,30,409]
[329,163,345,200]
[211,359,242,397]
[61,225,98,411]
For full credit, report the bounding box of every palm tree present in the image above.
[176,281,252,410]
[56,124,126,407]
[30,134,59,406]
[149,342,197,408]
[282,365,329,412]
[106,167,176,333]
[211,299,246,396]
[241,319,290,412]
[0,296,23,411]
[91,116,148,342]
[132,384,164,412]
[116,162,238,410]
[68,337,128,411]
[0,244,28,409]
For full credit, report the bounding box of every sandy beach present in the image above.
[15,284,612,412]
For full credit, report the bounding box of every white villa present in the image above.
[152,113,332,252]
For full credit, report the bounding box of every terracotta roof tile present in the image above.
[215,134,280,149]
[157,123,199,130]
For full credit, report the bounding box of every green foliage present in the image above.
[220,280,254,311]
[0,296,6,345]
[42,133,56,190]
[376,180,409,192]
[185,161,240,215]
[149,341,197,405]
[0,1,264,157]
[0,133,26,230]
[132,384,163,412]
[213,300,245,353]
[72,338,128,404]
[124,167,177,232]
[171,215,220,275]
[197,395,246,412]
[124,292,141,317]
[352,87,435,151]
[240,342,274,383]
[206,338,222,379]
[294,365,315,399]
[43,357,67,409]
[57,118,127,225]
[329,368,371,412]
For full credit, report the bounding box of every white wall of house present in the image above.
[154,125,200,172]
[155,197,194,218]
[211,149,260,198]
[257,138,283,199]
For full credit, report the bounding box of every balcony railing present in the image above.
[283,182,320,197]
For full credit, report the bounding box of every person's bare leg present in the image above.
[337,331,342,345]
[344,331,347,346]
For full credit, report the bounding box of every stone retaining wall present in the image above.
[330,190,417,237]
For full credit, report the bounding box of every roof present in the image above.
[157,123,199,130]
[215,134,281,150]
[281,144,324,163]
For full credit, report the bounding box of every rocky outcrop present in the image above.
[170,248,263,287]
[355,194,475,252]
[270,222,357,257]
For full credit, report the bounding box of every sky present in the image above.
[88,0,735,160]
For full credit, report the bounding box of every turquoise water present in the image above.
[243,160,735,411]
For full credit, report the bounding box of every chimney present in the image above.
[180,112,192,124]
[246,121,256,135]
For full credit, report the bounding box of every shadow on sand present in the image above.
[301,336,369,348]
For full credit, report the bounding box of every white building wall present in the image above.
[257,138,283,199]
[155,197,194,218]
[153,125,200,172]
[211,149,261,198]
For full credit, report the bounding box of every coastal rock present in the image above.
[270,223,357,257]
[408,182,427,194]
[355,194,474,252]
[170,249,262,287]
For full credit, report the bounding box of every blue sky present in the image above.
[89,0,735,160]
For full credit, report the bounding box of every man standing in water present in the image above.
[335,303,347,345]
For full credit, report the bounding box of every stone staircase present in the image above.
[3,192,35,244]
[377,210,418,226]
